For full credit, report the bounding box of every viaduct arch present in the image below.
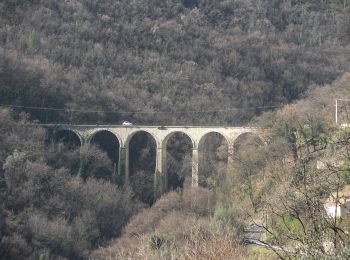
[53,125,267,196]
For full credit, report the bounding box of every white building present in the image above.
[323,185,350,219]
[323,200,350,219]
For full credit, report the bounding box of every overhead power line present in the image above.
[0,103,283,115]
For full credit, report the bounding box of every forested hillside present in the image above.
[1,0,350,124]
[1,1,350,259]
[92,72,350,260]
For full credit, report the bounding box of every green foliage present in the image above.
[339,165,350,184]
[154,170,162,199]
[247,245,278,260]
[257,117,350,258]
[149,234,165,251]
[38,253,46,260]
[295,118,327,149]
[213,203,233,230]
[115,147,126,185]
[26,29,40,48]
[283,215,304,237]
[212,203,243,236]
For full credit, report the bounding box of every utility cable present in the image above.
[0,103,283,115]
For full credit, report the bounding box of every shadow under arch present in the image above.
[198,132,228,188]
[49,128,82,176]
[233,132,265,154]
[89,130,121,182]
[55,128,82,148]
[231,131,266,182]
[128,130,157,205]
[230,132,266,211]
[163,131,194,190]
[125,130,158,148]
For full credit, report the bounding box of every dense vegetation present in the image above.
[0,109,144,259]
[0,0,349,124]
[94,76,350,259]
[1,0,350,259]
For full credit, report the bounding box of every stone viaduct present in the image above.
[51,124,267,196]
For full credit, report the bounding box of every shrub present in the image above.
[149,234,165,251]
[79,144,114,181]
[26,29,40,48]
[179,234,248,260]
[213,203,244,237]
[91,187,228,259]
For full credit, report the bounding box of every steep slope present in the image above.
[1,0,349,125]
[258,72,350,128]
